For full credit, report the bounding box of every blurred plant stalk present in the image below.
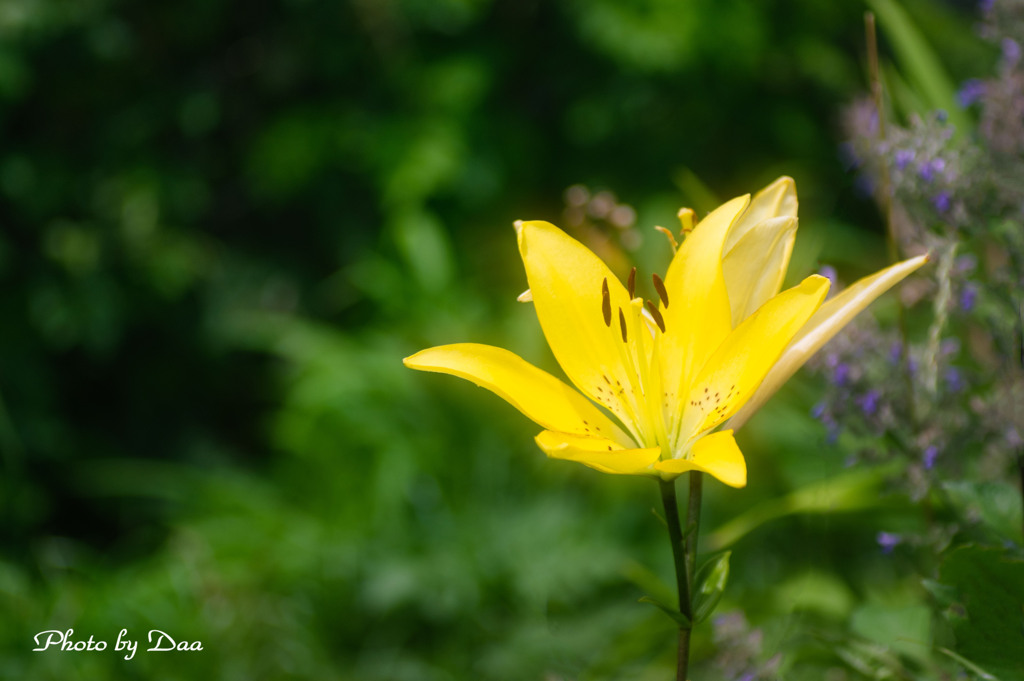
[866,11,919,425]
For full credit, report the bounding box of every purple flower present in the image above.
[811,402,827,420]
[933,191,951,213]
[889,344,920,371]
[888,341,903,365]
[918,158,946,183]
[877,531,902,554]
[959,284,978,312]
[1003,38,1022,65]
[980,0,994,13]
[955,254,977,274]
[818,265,838,289]
[832,363,851,386]
[957,79,986,108]
[944,369,963,393]
[894,149,915,170]
[923,446,939,470]
[824,415,841,445]
[857,389,881,415]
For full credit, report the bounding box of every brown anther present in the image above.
[601,278,611,327]
[645,300,666,333]
[652,273,669,308]
[678,207,697,234]
[618,308,628,342]
[627,267,636,298]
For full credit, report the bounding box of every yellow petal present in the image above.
[655,430,747,488]
[727,254,929,430]
[723,176,798,251]
[660,195,749,415]
[516,220,645,436]
[535,430,661,475]
[722,216,798,326]
[680,275,830,439]
[403,343,630,443]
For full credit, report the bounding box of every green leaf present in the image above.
[671,166,721,216]
[936,647,1001,681]
[942,481,1023,543]
[638,596,691,629]
[921,578,957,609]
[774,570,856,620]
[849,601,931,662]
[622,560,675,606]
[831,636,910,678]
[692,551,730,625]
[866,0,968,135]
[937,544,1024,679]
[705,461,903,550]
[883,61,929,121]
[392,207,455,293]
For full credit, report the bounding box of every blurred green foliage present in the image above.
[0,0,1013,679]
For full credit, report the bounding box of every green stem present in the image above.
[659,479,689,680]
[1018,450,1024,543]
[686,471,704,597]
[659,472,704,681]
[1015,296,1024,542]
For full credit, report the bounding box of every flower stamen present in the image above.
[678,207,697,234]
[601,278,612,326]
[645,300,666,333]
[627,267,637,298]
[654,225,679,253]
[653,273,669,308]
[618,308,628,342]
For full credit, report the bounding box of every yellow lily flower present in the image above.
[715,177,929,430]
[404,179,926,488]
